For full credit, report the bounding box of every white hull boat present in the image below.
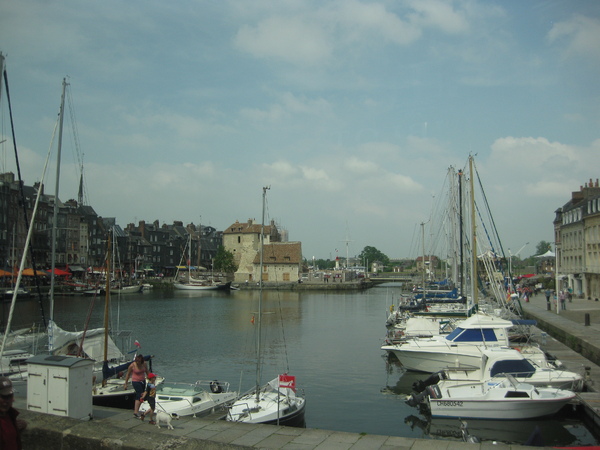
[173,280,230,291]
[382,313,533,373]
[409,347,584,400]
[139,380,237,417]
[110,284,143,294]
[227,376,306,426]
[424,375,575,420]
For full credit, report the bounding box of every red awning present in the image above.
[47,268,71,276]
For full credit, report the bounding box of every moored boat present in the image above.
[139,379,237,418]
[421,374,576,420]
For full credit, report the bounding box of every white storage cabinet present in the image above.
[27,354,94,419]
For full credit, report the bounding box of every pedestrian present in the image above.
[545,289,551,307]
[560,290,567,310]
[123,354,149,418]
[0,376,27,450]
[140,373,158,425]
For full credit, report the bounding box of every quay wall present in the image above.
[18,409,246,450]
[521,309,600,368]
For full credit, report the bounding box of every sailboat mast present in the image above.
[255,186,269,399]
[469,156,478,305]
[458,169,464,298]
[420,222,426,294]
[104,234,111,365]
[49,78,67,323]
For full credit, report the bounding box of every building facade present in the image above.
[555,179,600,299]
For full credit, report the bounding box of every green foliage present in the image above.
[535,241,552,256]
[311,258,336,270]
[358,246,390,270]
[213,246,237,273]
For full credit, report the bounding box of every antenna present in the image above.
[339,222,353,269]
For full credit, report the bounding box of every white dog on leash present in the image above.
[155,411,179,430]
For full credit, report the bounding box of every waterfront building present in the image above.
[555,179,600,299]
[223,219,302,283]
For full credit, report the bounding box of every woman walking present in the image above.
[123,354,149,418]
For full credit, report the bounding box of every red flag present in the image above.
[279,373,296,392]
[134,340,141,348]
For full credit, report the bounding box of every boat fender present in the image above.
[210,380,223,393]
[412,372,442,393]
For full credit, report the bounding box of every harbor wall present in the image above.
[19,409,248,450]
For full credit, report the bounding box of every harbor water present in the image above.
[5,284,600,446]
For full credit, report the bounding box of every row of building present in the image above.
[0,172,304,284]
[555,178,600,300]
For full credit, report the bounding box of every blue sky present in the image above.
[1,0,599,261]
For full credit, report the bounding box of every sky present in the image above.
[1,0,599,261]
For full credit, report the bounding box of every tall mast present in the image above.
[49,78,67,324]
[255,186,269,400]
[469,156,478,306]
[458,169,464,299]
[103,233,111,385]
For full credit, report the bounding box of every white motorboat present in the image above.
[409,347,584,398]
[423,374,576,420]
[139,380,237,418]
[381,313,518,373]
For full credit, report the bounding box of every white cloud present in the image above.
[233,16,333,66]
[548,15,600,62]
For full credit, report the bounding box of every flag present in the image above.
[279,373,296,392]
[250,315,255,324]
[134,340,141,348]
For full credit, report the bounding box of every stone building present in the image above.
[254,242,302,283]
[223,218,302,283]
[555,179,600,299]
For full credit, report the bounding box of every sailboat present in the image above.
[173,232,230,291]
[226,187,306,426]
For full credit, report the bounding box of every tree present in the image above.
[535,241,552,256]
[213,246,237,273]
[358,246,390,271]
[311,258,336,270]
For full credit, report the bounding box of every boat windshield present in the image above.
[490,359,535,378]
[445,327,498,342]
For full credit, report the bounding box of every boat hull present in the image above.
[173,281,231,291]
[139,380,237,418]
[384,344,484,373]
[429,396,573,420]
[92,379,138,409]
[227,390,306,427]
[427,379,576,420]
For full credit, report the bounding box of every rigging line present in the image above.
[2,68,51,328]
[264,191,291,373]
[472,160,507,261]
[66,83,89,205]
[0,108,58,359]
